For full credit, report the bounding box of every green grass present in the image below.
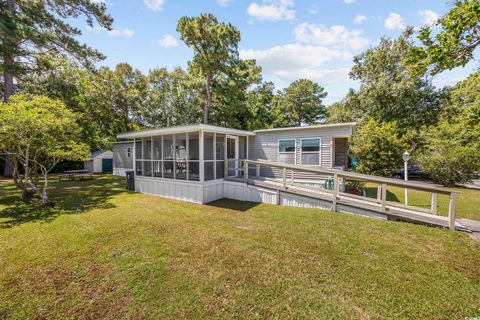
[362,183,480,221]
[0,175,480,319]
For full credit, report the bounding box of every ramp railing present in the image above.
[225,159,458,229]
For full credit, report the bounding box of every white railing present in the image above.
[225,159,458,230]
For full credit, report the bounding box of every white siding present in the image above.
[248,126,352,179]
[134,178,225,204]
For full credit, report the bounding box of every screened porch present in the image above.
[132,126,253,183]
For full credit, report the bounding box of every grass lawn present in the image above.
[1,175,480,319]
[362,182,480,221]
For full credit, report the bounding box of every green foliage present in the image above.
[417,71,480,186]
[272,79,327,127]
[346,29,443,130]
[418,145,480,186]
[20,58,147,150]
[177,13,243,124]
[209,58,262,129]
[143,67,203,127]
[326,90,363,124]
[0,93,89,203]
[407,0,480,75]
[350,119,411,177]
[0,0,112,100]
[245,81,275,130]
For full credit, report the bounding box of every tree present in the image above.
[245,81,275,130]
[417,70,480,186]
[94,63,147,133]
[350,119,411,177]
[272,79,327,127]
[348,29,443,131]
[326,90,363,124]
[143,67,203,127]
[407,0,480,75]
[0,94,89,204]
[20,59,148,150]
[0,0,111,177]
[0,0,112,101]
[208,58,262,129]
[177,13,241,124]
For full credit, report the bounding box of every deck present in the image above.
[226,160,464,230]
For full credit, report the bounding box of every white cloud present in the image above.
[418,10,438,26]
[353,14,367,24]
[157,34,178,47]
[240,44,352,83]
[108,28,135,37]
[308,5,319,14]
[344,0,356,4]
[384,12,404,30]
[247,0,296,21]
[144,0,164,11]
[294,23,369,50]
[87,26,135,37]
[217,0,230,7]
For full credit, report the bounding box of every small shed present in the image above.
[84,150,113,173]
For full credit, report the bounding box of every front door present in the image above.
[227,136,239,177]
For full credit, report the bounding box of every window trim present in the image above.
[278,139,296,165]
[300,137,321,166]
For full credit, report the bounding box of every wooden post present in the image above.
[376,184,382,202]
[448,192,456,230]
[381,183,387,213]
[244,160,248,182]
[224,159,228,179]
[332,172,338,211]
[256,164,260,177]
[431,193,438,215]
[282,167,287,190]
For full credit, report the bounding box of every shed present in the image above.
[84,150,113,173]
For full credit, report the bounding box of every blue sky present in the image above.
[78,0,478,104]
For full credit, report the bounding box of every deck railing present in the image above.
[225,159,458,230]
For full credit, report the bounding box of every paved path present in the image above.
[457,218,480,243]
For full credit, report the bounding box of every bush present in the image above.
[350,118,411,177]
[418,146,480,186]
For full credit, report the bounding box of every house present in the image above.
[113,123,355,204]
[84,150,113,173]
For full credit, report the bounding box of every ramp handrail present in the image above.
[225,159,458,230]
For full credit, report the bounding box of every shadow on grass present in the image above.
[364,187,401,202]
[0,175,127,228]
[206,198,261,212]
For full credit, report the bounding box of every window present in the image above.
[188,132,200,181]
[204,132,215,181]
[301,138,320,166]
[278,139,296,164]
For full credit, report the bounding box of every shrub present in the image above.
[350,118,411,177]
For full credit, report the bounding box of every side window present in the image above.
[301,138,320,166]
[278,139,296,164]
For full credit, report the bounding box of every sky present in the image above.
[77,0,478,104]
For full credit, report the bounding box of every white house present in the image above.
[113,123,355,204]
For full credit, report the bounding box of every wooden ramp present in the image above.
[226,160,464,230]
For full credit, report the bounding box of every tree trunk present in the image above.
[2,0,16,177]
[204,75,211,124]
[3,59,14,102]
